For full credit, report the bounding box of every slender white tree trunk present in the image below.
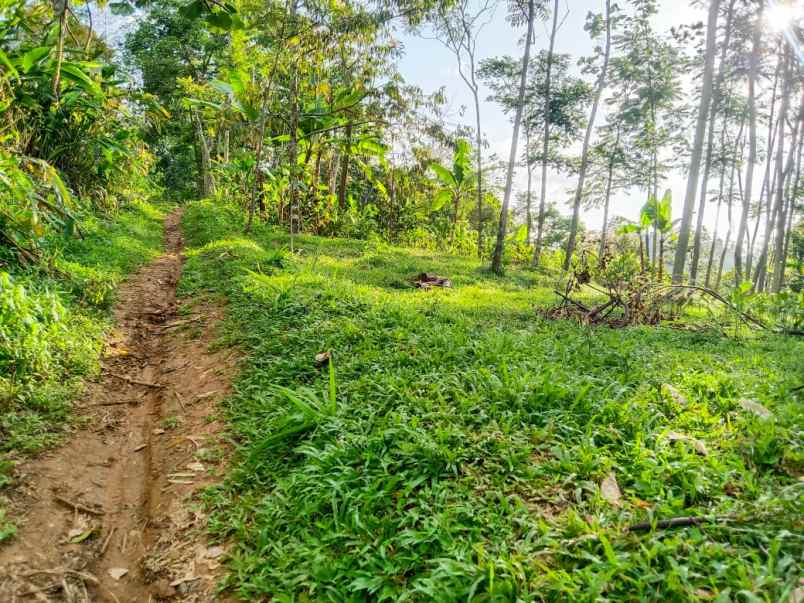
[734,0,762,284]
[532,0,560,267]
[491,0,536,274]
[755,47,791,291]
[672,0,721,282]
[690,0,736,283]
[771,89,802,291]
[564,0,611,271]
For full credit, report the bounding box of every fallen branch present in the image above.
[627,515,722,532]
[88,400,136,407]
[100,526,116,556]
[21,568,100,585]
[53,494,105,516]
[162,316,203,329]
[553,289,591,313]
[657,285,769,331]
[108,372,163,389]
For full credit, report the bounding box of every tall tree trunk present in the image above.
[781,126,804,286]
[713,123,743,289]
[439,3,490,258]
[690,0,736,283]
[526,172,533,242]
[472,88,484,257]
[194,111,215,198]
[705,164,727,289]
[490,0,536,274]
[564,0,611,271]
[672,0,721,282]
[223,128,230,163]
[288,74,300,252]
[52,0,68,99]
[309,141,323,207]
[246,112,267,232]
[244,0,291,231]
[747,48,782,278]
[524,125,533,243]
[532,0,560,267]
[716,199,732,292]
[638,234,645,272]
[598,127,620,263]
[337,122,353,210]
[771,90,802,291]
[755,47,791,292]
[644,232,651,268]
[734,0,762,284]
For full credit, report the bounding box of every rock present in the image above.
[205,545,225,559]
[108,567,128,580]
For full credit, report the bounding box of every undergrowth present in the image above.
[0,200,167,456]
[181,199,803,601]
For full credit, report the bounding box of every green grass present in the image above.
[0,199,168,456]
[181,200,803,601]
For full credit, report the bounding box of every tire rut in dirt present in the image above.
[0,209,237,602]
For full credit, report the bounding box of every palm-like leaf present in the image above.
[431,163,457,188]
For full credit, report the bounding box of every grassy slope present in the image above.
[1,200,167,456]
[181,200,803,601]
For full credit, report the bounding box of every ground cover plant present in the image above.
[181,199,803,601]
[0,200,167,457]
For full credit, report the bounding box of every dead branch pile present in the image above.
[542,267,772,331]
[413,273,452,289]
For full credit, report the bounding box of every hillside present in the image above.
[2,0,803,598]
[179,200,803,600]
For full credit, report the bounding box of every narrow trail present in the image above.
[0,209,237,602]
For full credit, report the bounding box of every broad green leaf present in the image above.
[432,189,452,211]
[334,88,364,111]
[59,63,103,96]
[206,11,232,30]
[22,47,50,73]
[431,163,456,188]
[358,139,386,157]
[453,138,471,183]
[211,79,233,96]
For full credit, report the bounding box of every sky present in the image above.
[393,0,708,233]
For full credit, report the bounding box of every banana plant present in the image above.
[642,189,676,281]
[431,138,474,247]
[616,203,652,271]
[618,189,676,279]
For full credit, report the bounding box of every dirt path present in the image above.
[0,209,237,602]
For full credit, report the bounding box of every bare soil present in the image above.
[0,209,237,602]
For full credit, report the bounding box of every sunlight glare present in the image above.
[766,1,800,33]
